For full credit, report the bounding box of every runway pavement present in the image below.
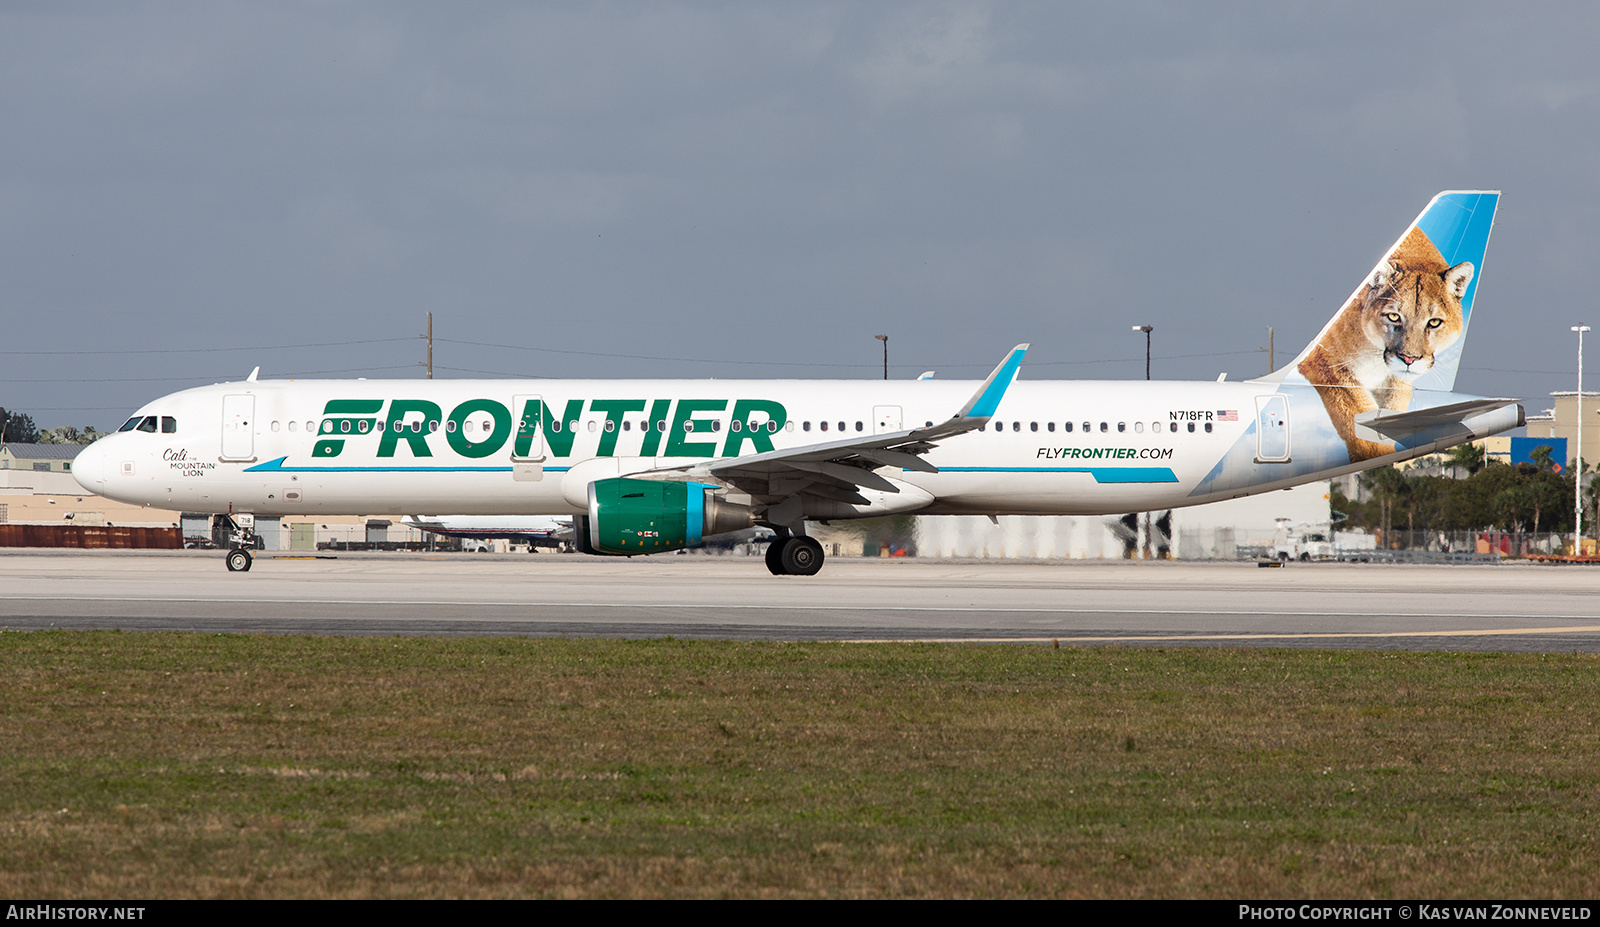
[4,549,1599,651]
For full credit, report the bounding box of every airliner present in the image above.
[74,191,1519,575]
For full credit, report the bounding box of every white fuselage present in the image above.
[73,376,1519,520]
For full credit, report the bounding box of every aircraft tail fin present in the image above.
[1269,191,1499,394]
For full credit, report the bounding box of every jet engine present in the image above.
[577,478,754,555]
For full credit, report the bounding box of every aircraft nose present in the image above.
[72,442,107,491]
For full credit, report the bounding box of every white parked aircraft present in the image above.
[75,191,1519,575]
[403,514,571,551]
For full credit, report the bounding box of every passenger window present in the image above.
[1205,422,1213,433]
[161,416,177,434]
[1152,421,1160,432]
[855,421,863,432]
[359,420,369,433]
[604,419,615,432]
[1099,422,1108,433]
[271,421,280,432]
[838,422,845,432]
[1047,422,1055,432]
[803,421,811,432]
[1083,422,1091,433]
[768,421,778,433]
[731,420,742,432]
[1118,422,1126,433]
[1187,422,1195,433]
[711,420,721,432]
[623,420,631,432]
[1011,422,1020,432]
[1169,422,1178,433]
[307,422,315,433]
[288,421,297,432]
[341,420,352,433]
[1064,422,1073,433]
[820,421,828,432]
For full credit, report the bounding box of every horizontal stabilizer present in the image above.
[1354,398,1520,442]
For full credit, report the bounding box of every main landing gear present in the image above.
[765,534,825,576]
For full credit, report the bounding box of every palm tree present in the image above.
[1447,442,1486,479]
[1362,466,1408,547]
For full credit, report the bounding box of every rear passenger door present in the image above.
[1254,395,1290,463]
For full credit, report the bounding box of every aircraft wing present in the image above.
[637,344,1027,505]
[1354,398,1521,441]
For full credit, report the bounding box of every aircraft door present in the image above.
[511,394,544,461]
[221,394,256,461]
[874,405,902,434]
[1254,395,1290,463]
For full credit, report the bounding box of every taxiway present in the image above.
[5,550,1598,651]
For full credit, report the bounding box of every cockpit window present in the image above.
[161,416,177,434]
[118,416,143,432]
[135,416,158,433]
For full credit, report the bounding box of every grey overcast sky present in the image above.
[4,1,1598,430]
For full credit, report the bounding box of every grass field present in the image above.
[1,630,1597,898]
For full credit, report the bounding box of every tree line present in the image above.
[1332,443,1595,553]
[0,408,105,445]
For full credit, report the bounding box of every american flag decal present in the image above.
[1217,410,1238,421]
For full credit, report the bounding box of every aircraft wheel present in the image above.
[765,538,788,575]
[781,536,825,576]
[226,548,253,573]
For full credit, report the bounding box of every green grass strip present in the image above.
[2,631,1597,898]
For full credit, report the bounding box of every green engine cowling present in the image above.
[581,478,754,555]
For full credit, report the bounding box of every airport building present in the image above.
[1529,391,1600,466]
[901,481,1331,561]
[0,442,86,473]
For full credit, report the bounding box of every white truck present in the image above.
[1273,519,1334,562]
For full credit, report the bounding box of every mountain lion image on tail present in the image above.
[1298,226,1472,462]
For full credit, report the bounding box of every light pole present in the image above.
[1576,325,1591,555]
[1132,325,1153,380]
[875,334,888,380]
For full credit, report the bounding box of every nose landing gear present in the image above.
[219,514,259,572]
